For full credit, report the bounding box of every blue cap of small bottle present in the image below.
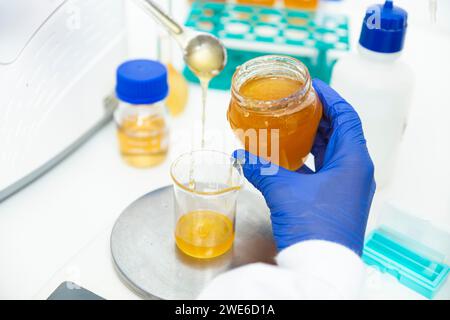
[359,1,408,53]
[116,59,168,105]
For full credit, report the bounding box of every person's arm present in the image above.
[199,241,364,300]
[199,80,376,300]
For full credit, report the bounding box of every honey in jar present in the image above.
[228,55,322,171]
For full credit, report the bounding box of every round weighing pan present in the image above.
[111,185,276,300]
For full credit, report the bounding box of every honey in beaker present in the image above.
[117,115,168,168]
[175,210,235,259]
[228,56,322,171]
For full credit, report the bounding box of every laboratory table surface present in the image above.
[0,0,449,300]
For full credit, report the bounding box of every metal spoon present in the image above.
[134,0,227,77]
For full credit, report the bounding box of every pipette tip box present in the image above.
[363,228,450,299]
[183,1,350,89]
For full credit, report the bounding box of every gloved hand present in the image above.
[234,79,376,256]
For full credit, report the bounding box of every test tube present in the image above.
[284,0,319,10]
[156,0,189,117]
[237,0,276,6]
[429,0,437,23]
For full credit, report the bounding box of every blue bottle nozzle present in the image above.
[359,0,408,53]
[384,0,393,10]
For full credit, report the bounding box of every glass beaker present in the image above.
[171,150,244,259]
[228,55,322,171]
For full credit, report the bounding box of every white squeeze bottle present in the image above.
[331,0,414,188]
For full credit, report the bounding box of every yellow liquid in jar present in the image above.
[117,115,168,168]
[239,76,302,100]
[228,76,322,171]
[175,210,234,259]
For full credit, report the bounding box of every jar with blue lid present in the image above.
[114,59,170,168]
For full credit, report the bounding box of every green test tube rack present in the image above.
[183,1,350,89]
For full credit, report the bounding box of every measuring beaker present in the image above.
[170,150,244,259]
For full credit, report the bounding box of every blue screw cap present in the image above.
[359,1,408,53]
[116,59,168,105]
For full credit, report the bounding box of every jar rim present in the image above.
[231,55,312,112]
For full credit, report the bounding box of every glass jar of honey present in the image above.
[228,55,322,171]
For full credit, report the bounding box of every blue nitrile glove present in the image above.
[234,79,376,256]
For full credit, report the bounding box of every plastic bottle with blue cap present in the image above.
[331,0,414,188]
[114,59,170,168]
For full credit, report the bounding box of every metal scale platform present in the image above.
[110,185,276,300]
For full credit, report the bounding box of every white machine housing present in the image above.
[0,0,127,201]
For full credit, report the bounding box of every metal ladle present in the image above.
[134,0,227,77]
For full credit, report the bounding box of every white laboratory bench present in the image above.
[1,0,449,300]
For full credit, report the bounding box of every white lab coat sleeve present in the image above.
[198,240,365,300]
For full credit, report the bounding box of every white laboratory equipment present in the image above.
[435,0,450,32]
[0,0,127,202]
[331,0,414,188]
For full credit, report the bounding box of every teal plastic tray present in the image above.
[363,228,450,299]
[183,1,350,89]
[184,47,315,90]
